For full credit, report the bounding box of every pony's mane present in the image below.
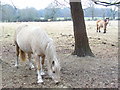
[46,39,60,64]
[45,40,57,60]
[45,40,60,70]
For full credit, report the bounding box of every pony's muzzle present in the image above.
[54,78,60,84]
[54,80,60,84]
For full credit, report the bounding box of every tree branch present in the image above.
[10,0,17,10]
[92,0,120,7]
[54,0,67,6]
[54,0,70,8]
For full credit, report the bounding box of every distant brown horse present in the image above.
[96,18,109,33]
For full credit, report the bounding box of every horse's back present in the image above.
[15,24,52,54]
[96,20,101,23]
[15,24,28,36]
[15,25,33,53]
[96,20,105,27]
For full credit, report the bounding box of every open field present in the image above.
[0,21,118,88]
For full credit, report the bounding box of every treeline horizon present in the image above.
[0,4,119,22]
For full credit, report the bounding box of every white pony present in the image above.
[14,24,60,83]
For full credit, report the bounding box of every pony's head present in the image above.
[105,18,109,23]
[51,57,61,83]
[46,41,61,83]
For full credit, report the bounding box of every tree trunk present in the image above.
[91,8,94,20]
[0,1,2,22]
[70,2,94,57]
[113,13,116,20]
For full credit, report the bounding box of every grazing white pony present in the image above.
[96,18,109,33]
[14,24,60,83]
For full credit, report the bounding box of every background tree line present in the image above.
[0,3,119,22]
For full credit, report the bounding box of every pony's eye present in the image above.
[53,71,55,73]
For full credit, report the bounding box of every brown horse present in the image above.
[96,18,109,33]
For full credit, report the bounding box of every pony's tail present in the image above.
[19,49,26,61]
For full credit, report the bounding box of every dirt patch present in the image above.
[0,21,118,88]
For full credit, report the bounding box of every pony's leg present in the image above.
[28,53,34,69]
[103,29,106,33]
[15,42,19,68]
[96,25,98,32]
[40,55,45,75]
[103,26,106,33]
[34,54,43,83]
[42,55,45,66]
[46,59,53,77]
[98,27,101,32]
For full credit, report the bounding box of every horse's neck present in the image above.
[105,19,109,23]
[46,45,59,68]
[106,20,109,24]
[46,41,57,61]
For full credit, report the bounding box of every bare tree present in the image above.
[102,8,106,19]
[70,0,94,57]
[0,1,2,21]
[44,3,59,21]
[110,6,118,19]
[54,0,94,57]
[87,0,96,20]
[69,0,119,57]
[109,0,118,19]
[92,0,119,20]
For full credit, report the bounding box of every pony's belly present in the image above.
[99,24,103,28]
[19,44,32,53]
[17,37,32,53]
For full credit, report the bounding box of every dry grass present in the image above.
[0,21,118,88]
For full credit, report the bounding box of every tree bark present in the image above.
[70,2,94,57]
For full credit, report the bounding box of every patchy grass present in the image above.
[0,21,118,88]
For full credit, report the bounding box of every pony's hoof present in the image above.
[37,79,43,84]
[55,81,60,84]
[40,71,45,76]
[15,65,19,69]
[29,63,35,69]
[30,65,35,69]
[29,67,35,70]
